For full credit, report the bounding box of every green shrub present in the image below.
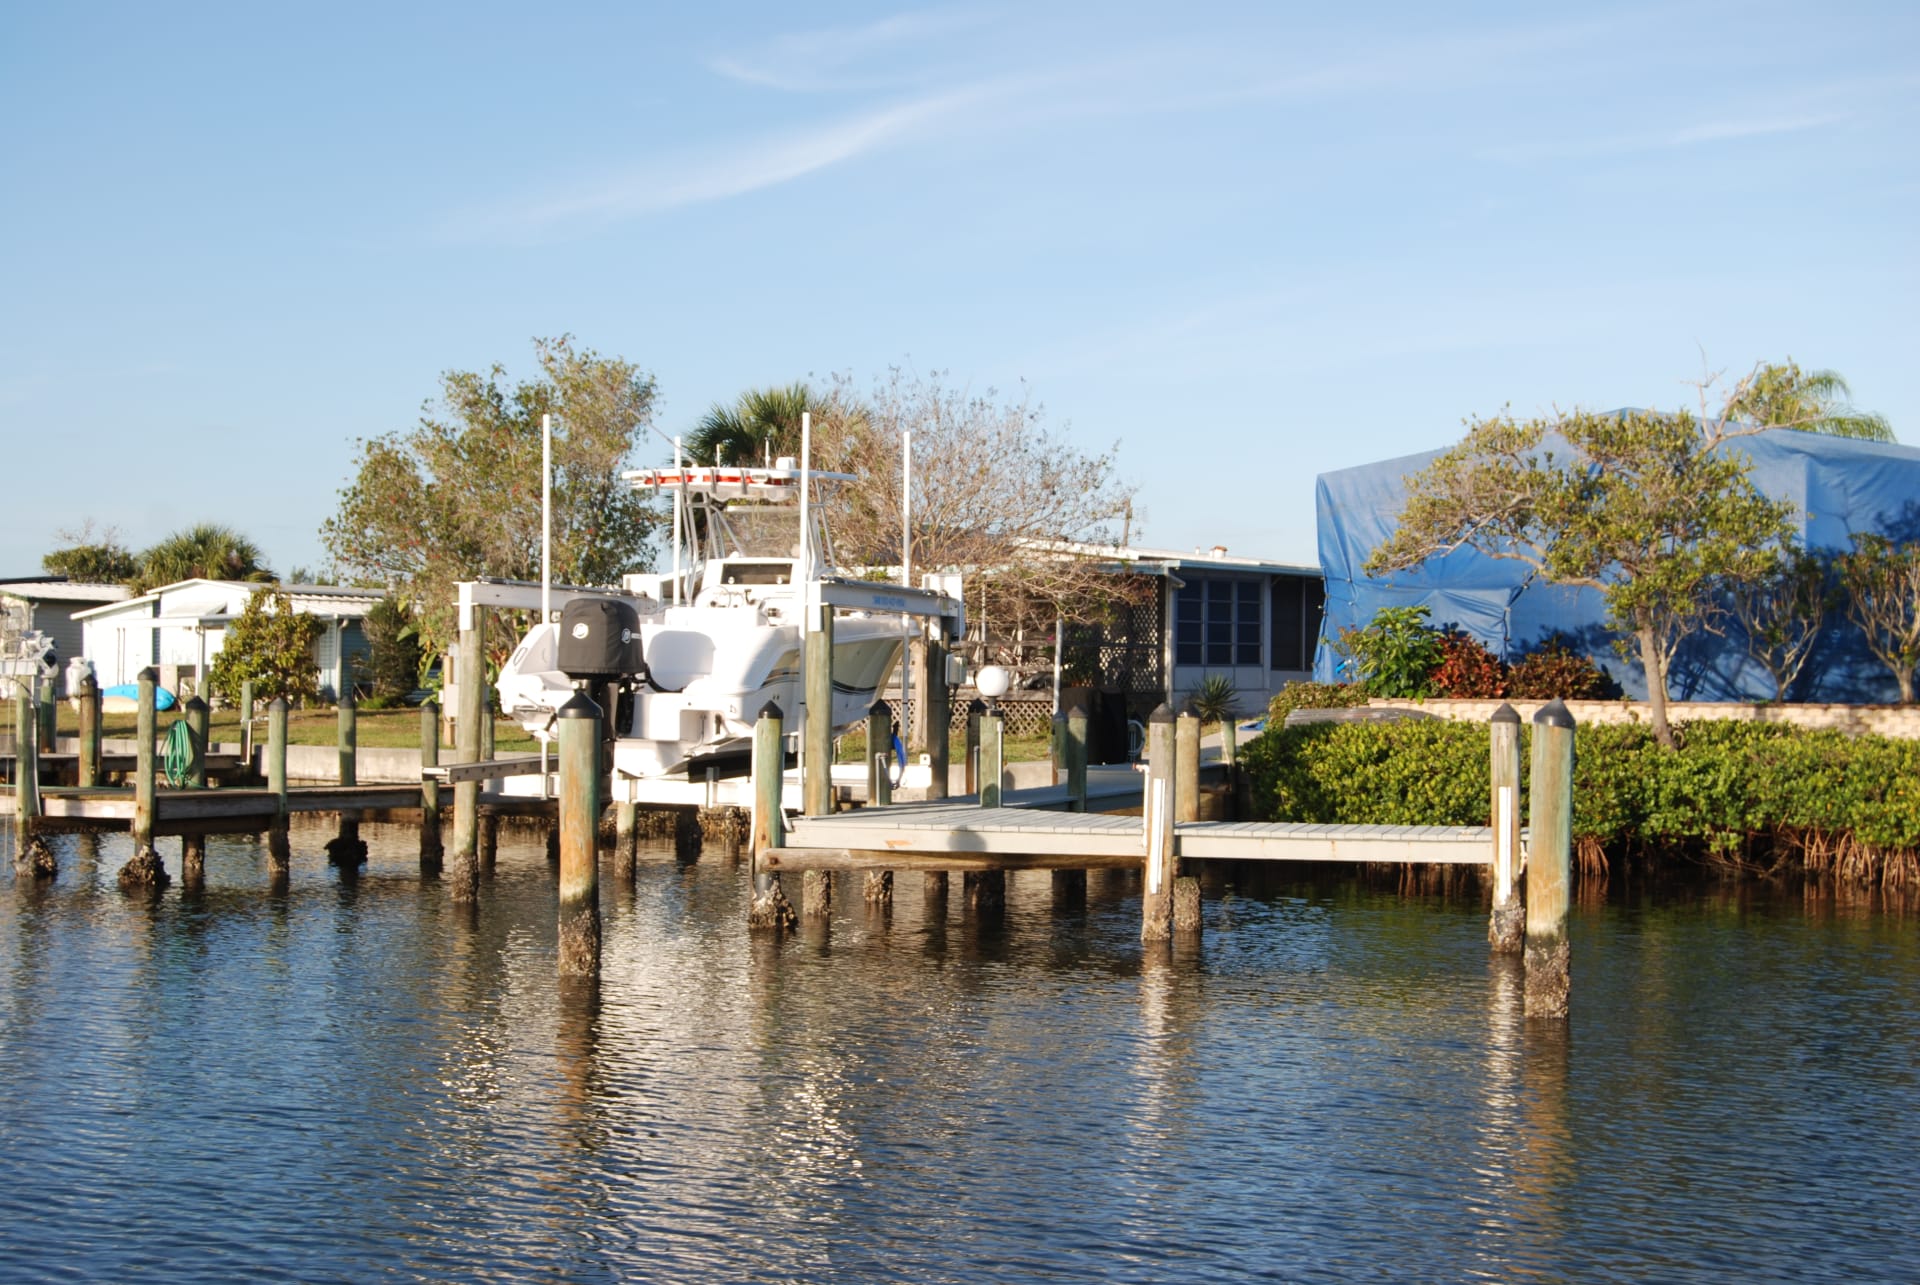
[1335,605,1444,697]
[1244,713,1920,878]
[209,588,323,707]
[1267,681,1368,723]
[363,597,422,704]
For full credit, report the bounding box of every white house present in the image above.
[0,579,134,695]
[74,580,385,699]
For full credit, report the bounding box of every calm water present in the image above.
[1,820,1915,1283]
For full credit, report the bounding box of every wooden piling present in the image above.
[1174,711,1201,823]
[802,869,832,919]
[923,871,949,917]
[240,679,255,766]
[118,668,168,890]
[181,834,205,889]
[1488,703,1524,954]
[555,691,602,974]
[419,700,442,870]
[479,810,499,874]
[614,800,638,878]
[979,709,1004,808]
[1066,702,1088,813]
[964,869,1005,914]
[266,697,288,818]
[964,698,985,795]
[12,689,53,878]
[184,695,209,789]
[925,632,950,801]
[802,603,834,818]
[338,688,357,786]
[867,702,892,808]
[1141,703,1176,942]
[1525,699,1575,1017]
[863,869,893,907]
[76,672,100,788]
[133,668,157,851]
[450,621,483,902]
[748,701,796,930]
[35,677,55,757]
[265,696,289,881]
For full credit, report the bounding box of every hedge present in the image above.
[1241,718,1920,885]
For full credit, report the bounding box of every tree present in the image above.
[208,588,324,707]
[41,519,137,583]
[1722,360,1894,442]
[1719,544,1834,701]
[685,383,834,465]
[133,523,274,594]
[1836,534,1920,703]
[361,597,423,706]
[321,336,660,662]
[1366,383,1797,747]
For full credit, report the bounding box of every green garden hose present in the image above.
[162,718,195,787]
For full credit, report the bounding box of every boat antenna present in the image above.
[541,412,552,626]
[900,428,912,749]
[672,435,684,607]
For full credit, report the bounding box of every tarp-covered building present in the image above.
[1315,426,1920,703]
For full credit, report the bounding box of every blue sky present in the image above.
[3,1,1914,578]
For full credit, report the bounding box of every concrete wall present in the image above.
[1365,698,1920,739]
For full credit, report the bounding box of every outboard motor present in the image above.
[557,598,645,682]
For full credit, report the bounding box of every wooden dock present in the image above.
[772,797,1494,870]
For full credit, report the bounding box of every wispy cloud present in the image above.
[1482,110,1850,163]
[710,8,991,92]
[444,82,1004,240]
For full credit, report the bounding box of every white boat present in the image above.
[493,458,963,806]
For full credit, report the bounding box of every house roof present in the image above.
[0,580,133,605]
[72,579,384,622]
[1018,538,1320,579]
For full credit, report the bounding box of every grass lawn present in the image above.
[54,704,541,752]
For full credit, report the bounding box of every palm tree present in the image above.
[133,523,275,594]
[685,383,815,465]
[1724,361,1894,442]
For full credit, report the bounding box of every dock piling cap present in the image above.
[758,700,783,722]
[1149,702,1175,725]
[1491,702,1521,725]
[557,690,603,719]
[1531,697,1576,729]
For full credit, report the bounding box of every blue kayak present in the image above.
[103,683,176,711]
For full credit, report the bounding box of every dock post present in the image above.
[77,671,100,788]
[338,688,357,786]
[118,667,168,890]
[614,797,637,879]
[748,701,796,931]
[36,677,55,758]
[1525,699,1575,1017]
[185,695,209,789]
[964,698,984,795]
[450,621,484,903]
[556,691,602,975]
[925,633,950,800]
[240,680,255,768]
[867,701,892,808]
[1174,711,1200,823]
[1066,701,1088,813]
[480,687,495,764]
[1488,703,1523,954]
[263,695,289,880]
[12,688,53,877]
[979,708,1004,807]
[181,834,205,890]
[803,604,834,818]
[419,700,442,871]
[1141,703,1176,942]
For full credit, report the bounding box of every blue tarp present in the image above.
[1314,425,1920,702]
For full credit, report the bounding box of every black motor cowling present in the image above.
[557,598,644,681]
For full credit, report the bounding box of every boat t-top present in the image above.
[494,456,963,807]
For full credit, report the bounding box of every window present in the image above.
[1175,576,1262,667]
[1271,575,1325,671]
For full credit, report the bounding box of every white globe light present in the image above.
[976,665,1011,699]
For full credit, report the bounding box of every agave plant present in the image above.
[1188,673,1241,764]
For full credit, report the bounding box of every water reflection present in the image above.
[3,828,1919,1281]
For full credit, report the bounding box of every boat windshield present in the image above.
[709,505,803,559]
